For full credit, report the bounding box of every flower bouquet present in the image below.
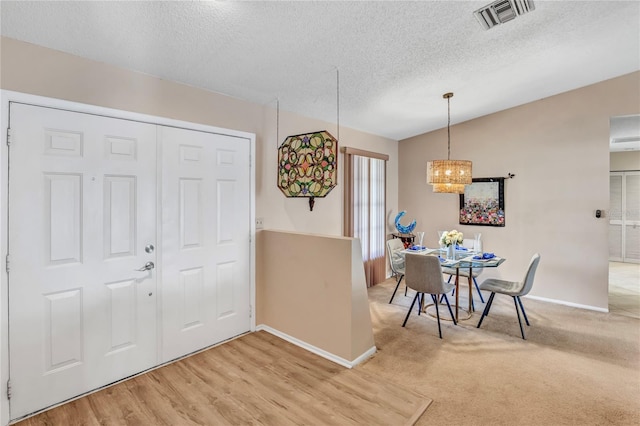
[440,230,463,260]
[439,230,463,247]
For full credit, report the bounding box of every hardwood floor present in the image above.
[15,331,430,425]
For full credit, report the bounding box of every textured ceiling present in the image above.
[1,1,639,141]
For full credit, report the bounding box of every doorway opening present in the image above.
[608,114,640,318]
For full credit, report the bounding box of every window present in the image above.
[343,147,388,287]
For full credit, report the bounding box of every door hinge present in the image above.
[249,304,253,318]
[5,254,9,274]
[6,128,12,146]
[6,380,11,400]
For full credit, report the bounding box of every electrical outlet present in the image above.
[256,217,264,229]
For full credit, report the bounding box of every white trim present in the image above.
[524,295,608,313]
[255,324,377,369]
[155,127,164,366]
[249,125,256,333]
[0,90,253,140]
[0,90,257,426]
[1,91,10,426]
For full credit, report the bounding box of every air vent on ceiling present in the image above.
[474,0,535,30]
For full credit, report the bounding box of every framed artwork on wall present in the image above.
[459,177,505,227]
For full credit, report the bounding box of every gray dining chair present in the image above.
[476,253,541,339]
[403,253,456,338]
[387,238,407,304]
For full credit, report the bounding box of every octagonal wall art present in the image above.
[277,130,338,210]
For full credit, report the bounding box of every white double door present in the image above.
[8,103,250,420]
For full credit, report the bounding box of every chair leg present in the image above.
[473,277,485,303]
[517,296,530,326]
[484,291,495,317]
[514,297,526,339]
[448,275,455,296]
[417,293,423,315]
[405,283,408,296]
[402,293,419,327]
[434,293,442,339]
[468,277,475,312]
[476,292,496,329]
[438,276,454,303]
[389,275,404,304]
[442,294,457,325]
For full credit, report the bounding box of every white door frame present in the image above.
[0,90,256,425]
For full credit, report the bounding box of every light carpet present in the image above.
[359,278,640,425]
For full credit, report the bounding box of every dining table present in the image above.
[401,246,506,322]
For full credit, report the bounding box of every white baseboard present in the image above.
[524,295,609,313]
[255,325,377,369]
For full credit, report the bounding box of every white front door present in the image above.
[8,104,158,419]
[159,126,251,362]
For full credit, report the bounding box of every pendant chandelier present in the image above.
[426,92,472,194]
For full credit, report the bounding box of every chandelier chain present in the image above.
[447,95,451,160]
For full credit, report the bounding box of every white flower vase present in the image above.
[446,244,456,260]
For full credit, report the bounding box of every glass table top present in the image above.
[402,247,505,268]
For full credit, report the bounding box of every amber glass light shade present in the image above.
[426,159,472,193]
[432,183,467,194]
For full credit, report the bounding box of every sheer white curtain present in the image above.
[343,148,388,287]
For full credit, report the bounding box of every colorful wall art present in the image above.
[277,130,338,210]
[459,177,505,227]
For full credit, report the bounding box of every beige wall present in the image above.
[610,151,640,171]
[256,230,374,363]
[0,37,399,237]
[260,108,398,236]
[399,72,640,310]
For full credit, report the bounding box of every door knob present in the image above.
[135,261,155,272]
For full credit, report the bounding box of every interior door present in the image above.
[610,171,640,263]
[610,172,623,261]
[8,104,158,419]
[623,172,640,263]
[160,126,251,362]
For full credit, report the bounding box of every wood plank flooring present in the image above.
[15,331,430,426]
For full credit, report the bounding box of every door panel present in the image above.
[624,173,640,263]
[104,175,137,257]
[8,104,158,419]
[610,172,640,263]
[160,126,251,362]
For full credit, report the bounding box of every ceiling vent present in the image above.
[474,0,535,30]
